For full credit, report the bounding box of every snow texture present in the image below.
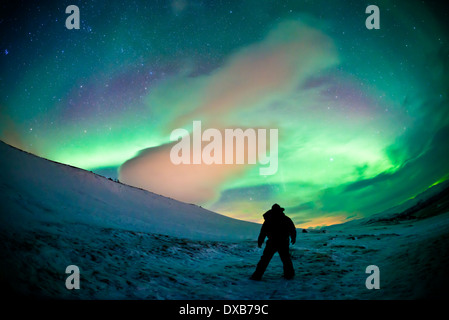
[1,141,448,299]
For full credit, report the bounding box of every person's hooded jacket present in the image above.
[258,204,296,247]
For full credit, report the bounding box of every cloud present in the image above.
[118,140,248,204]
[171,20,339,128]
[285,201,316,213]
[119,20,340,206]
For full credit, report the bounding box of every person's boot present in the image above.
[250,273,262,281]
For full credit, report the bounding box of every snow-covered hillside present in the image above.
[1,140,448,300]
[0,141,260,241]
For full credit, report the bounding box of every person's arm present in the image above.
[258,223,267,248]
[289,219,296,245]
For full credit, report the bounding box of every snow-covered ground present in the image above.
[1,141,448,299]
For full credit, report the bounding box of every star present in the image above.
[0,0,448,228]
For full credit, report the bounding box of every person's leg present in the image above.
[278,245,294,279]
[251,242,276,280]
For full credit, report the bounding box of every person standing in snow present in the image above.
[250,203,296,280]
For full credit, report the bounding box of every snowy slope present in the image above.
[1,140,448,300]
[0,141,260,241]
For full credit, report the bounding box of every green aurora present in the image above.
[1,0,448,227]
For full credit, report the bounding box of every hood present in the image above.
[263,208,285,221]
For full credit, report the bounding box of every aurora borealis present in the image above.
[1,1,449,227]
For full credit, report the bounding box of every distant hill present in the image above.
[363,180,449,225]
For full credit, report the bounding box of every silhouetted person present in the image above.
[250,204,296,280]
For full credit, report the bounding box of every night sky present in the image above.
[1,0,449,227]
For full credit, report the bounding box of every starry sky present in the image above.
[1,0,449,227]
